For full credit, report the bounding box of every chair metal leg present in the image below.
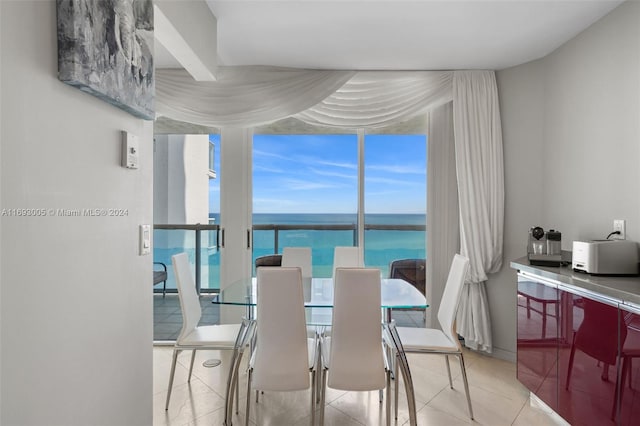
[386,370,391,426]
[394,357,399,420]
[445,354,453,388]
[188,350,196,382]
[165,349,180,410]
[224,349,241,425]
[319,368,327,426]
[245,369,252,426]
[311,370,316,425]
[235,372,240,414]
[458,353,474,420]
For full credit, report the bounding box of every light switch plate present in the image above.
[139,224,151,255]
[122,131,139,169]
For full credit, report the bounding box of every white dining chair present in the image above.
[282,247,312,278]
[166,253,242,413]
[319,267,391,425]
[245,266,318,425]
[393,254,473,420]
[332,246,362,278]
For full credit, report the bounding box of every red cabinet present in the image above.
[517,271,640,425]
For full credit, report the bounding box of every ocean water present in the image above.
[155,213,426,290]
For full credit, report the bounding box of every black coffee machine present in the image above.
[527,226,562,266]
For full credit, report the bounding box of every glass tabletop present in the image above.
[213,277,428,310]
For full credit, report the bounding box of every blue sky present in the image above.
[209,133,427,214]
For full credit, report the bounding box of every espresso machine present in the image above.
[527,226,562,266]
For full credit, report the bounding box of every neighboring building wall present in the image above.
[0,2,153,425]
[494,0,640,359]
[153,134,209,225]
[183,134,211,225]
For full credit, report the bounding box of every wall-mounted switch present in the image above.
[140,224,151,255]
[122,131,139,169]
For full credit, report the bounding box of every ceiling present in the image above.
[155,0,624,72]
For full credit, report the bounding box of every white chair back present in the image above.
[332,246,362,278]
[172,253,202,342]
[329,267,385,391]
[253,267,310,391]
[282,247,312,278]
[437,254,470,344]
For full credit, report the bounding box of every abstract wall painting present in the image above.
[56,0,154,120]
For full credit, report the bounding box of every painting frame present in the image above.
[56,0,155,120]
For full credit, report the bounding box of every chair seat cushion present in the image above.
[153,270,167,285]
[396,326,458,352]
[177,323,241,347]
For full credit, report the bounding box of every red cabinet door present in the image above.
[517,274,560,412]
[557,290,622,425]
[618,303,640,426]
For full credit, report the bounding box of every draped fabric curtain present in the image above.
[296,71,453,128]
[452,71,505,353]
[155,67,356,127]
[156,67,452,129]
[156,67,503,353]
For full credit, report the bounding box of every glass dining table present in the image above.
[213,276,428,322]
[213,276,426,426]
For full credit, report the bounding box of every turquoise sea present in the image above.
[155,213,425,291]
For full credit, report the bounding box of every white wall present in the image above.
[0,2,153,425]
[493,0,640,358]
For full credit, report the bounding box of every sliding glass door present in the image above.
[252,117,427,276]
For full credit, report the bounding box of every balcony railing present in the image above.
[153,224,220,294]
[153,222,426,294]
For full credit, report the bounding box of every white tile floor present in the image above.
[154,344,562,425]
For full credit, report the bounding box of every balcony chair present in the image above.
[153,261,168,297]
[245,267,318,425]
[282,247,312,278]
[389,258,426,296]
[392,254,473,420]
[254,254,282,269]
[319,267,391,425]
[166,253,242,414]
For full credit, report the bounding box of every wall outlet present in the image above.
[613,219,626,240]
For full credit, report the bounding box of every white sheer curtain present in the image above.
[296,71,452,128]
[156,67,452,128]
[452,71,504,353]
[155,67,355,127]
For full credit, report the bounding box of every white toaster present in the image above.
[572,240,639,275]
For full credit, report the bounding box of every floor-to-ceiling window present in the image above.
[364,131,427,277]
[152,124,222,341]
[252,116,427,277]
[253,120,358,277]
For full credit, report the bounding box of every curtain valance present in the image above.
[155,66,355,128]
[156,67,453,128]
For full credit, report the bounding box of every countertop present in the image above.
[510,256,640,308]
